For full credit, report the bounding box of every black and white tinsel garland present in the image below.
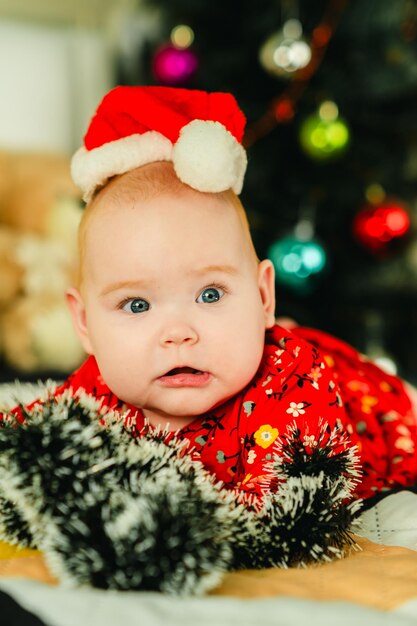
[0,391,362,594]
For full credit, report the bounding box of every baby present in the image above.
[30,86,417,501]
[2,85,417,590]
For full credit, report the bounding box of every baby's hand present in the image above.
[275,317,298,330]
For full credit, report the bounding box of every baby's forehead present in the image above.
[79,190,258,292]
[88,180,241,232]
[82,164,257,259]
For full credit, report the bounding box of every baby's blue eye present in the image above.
[122,298,150,314]
[197,287,224,304]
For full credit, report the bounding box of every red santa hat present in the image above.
[71,86,247,202]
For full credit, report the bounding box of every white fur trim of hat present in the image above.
[71,120,247,203]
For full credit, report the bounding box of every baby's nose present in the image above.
[160,323,198,346]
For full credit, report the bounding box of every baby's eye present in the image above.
[121,298,150,314]
[196,287,225,304]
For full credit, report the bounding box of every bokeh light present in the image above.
[352,201,411,254]
[299,102,350,160]
[268,236,327,293]
[259,19,312,78]
[152,43,198,85]
[170,24,194,49]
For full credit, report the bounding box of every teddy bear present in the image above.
[0,150,85,376]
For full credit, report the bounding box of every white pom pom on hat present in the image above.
[71,86,248,202]
[173,120,246,193]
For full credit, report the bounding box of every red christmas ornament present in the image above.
[352,200,411,254]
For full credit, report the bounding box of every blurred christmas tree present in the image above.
[120,0,417,381]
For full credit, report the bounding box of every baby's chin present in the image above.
[143,403,217,421]
[141,394,234,423]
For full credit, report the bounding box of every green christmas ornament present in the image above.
[299,101,350,160]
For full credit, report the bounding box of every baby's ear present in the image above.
[257,259,276,329]
[65,287,94,354]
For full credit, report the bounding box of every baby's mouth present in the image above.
[164,367,204,376]
[158,367,210,387]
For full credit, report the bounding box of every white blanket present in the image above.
[1,575,417,626]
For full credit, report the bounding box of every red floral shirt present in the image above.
[294,327,417,497]
[50,325,417,500]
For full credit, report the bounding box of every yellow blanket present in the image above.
[1,537,417,610]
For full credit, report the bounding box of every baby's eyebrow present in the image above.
[100,265,239,296]
[100,279,149,297]
[190,264,240,277]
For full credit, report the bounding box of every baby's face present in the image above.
[67,185,275,429]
